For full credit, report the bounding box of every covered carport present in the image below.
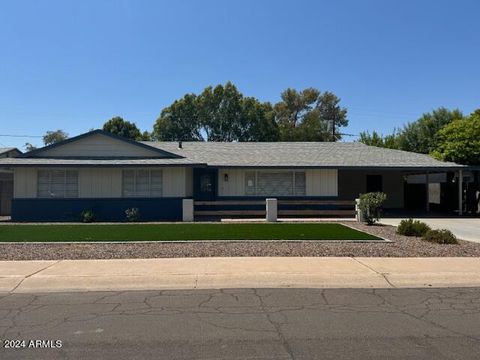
[404,169,469,216]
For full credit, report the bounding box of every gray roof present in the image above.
[0,140,464,169]
[0,157,202,167]
[142,141,463,169]
[0,147,18,155]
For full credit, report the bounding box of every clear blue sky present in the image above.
[1,0,478,149]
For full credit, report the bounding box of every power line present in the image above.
[0,134,43,138]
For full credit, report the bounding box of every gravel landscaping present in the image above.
[0,221,479,260]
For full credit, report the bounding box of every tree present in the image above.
[273,88,348,141]
[396,107,463,154]
[153,94,203,141]
[239,98,279,141]
[431,110,480,165]
[152,82,279,142]
[23,143,37,152]
[316,91,349,140]
[358,130,399,149]
[197,82,246,141]
[43,130,68,145]
[103,116,145,141]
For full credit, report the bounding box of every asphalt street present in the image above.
[1,287,480,359]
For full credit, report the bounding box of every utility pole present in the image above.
[332,120,335,141]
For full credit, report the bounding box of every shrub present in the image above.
[396,219,431,237]
[125,207,140,222]
[80,209,95,223]
[422,229,458,244]
[358,192,387,225]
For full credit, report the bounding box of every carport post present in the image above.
[458,170,463,216]
[425,171,430,212]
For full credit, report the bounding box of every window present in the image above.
[37,170,78,198]
[244,171,306,196]
[122,169,163,197]
[245,172,256,196]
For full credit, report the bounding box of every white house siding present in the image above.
[218,168,338,197]
[38,133,161,158]
[14,167,189,198]
[218,169,245,197]
[306,169,338,197]
[78,168,122,197]
[162,167,188,197]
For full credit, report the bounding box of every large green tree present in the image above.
[358,130,399,149]
[103,116,149,140]
[396,107,463,154]
[43,130,68,145]
[273,88,348,141]
[197,82,245,141]
[153,82,279,142]
[358,107,464,153]
[431,110,480,165]
[153,94,202,141]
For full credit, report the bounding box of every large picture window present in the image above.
[122,169,163,197]
[244,171,306,196]
[37,170,78,198]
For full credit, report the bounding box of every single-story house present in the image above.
[0,130,472,221]
[0,147,22,216]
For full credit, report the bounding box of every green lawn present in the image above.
[0,223,381,242]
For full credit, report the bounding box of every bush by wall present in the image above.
[396,219,431,237]
[422,229,458,244]
[80,209,95,223]
[358,192,387,225]
[125,207,141,222]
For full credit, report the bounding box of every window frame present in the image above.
[122,169,163,198]
[244,170,306,197]
[37,169,79,198]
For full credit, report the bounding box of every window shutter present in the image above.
[135,170,150,197]
[65,170,79,198]
[37,170,78,198]
[50,170,67,197]
[150,170,163,197]
[294,172,306,196]
[257,172,293,196]
[245,172,256,196]
[122,170,135,197]
[37,170,50,198]
[122,169,163,197]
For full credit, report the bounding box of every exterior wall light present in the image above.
[224,173,229,182]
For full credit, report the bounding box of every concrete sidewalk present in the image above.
[1,257,480,293]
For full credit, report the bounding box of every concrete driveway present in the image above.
[381,218,480,243]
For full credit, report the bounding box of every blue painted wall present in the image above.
[12,198,183,222]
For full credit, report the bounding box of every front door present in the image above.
[194,169,217,201]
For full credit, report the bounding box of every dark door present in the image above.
[366,175,383,193]
[194,169,217,201]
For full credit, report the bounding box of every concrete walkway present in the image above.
[1,257,480,293]
[381,217,480,243]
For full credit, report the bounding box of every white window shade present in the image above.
[245,171,306,197]
[37,170,78,198]
[257,172,293,196]
[122,169,163,197]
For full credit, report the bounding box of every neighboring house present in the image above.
[0,130,467,221]
[0,147,22,216]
